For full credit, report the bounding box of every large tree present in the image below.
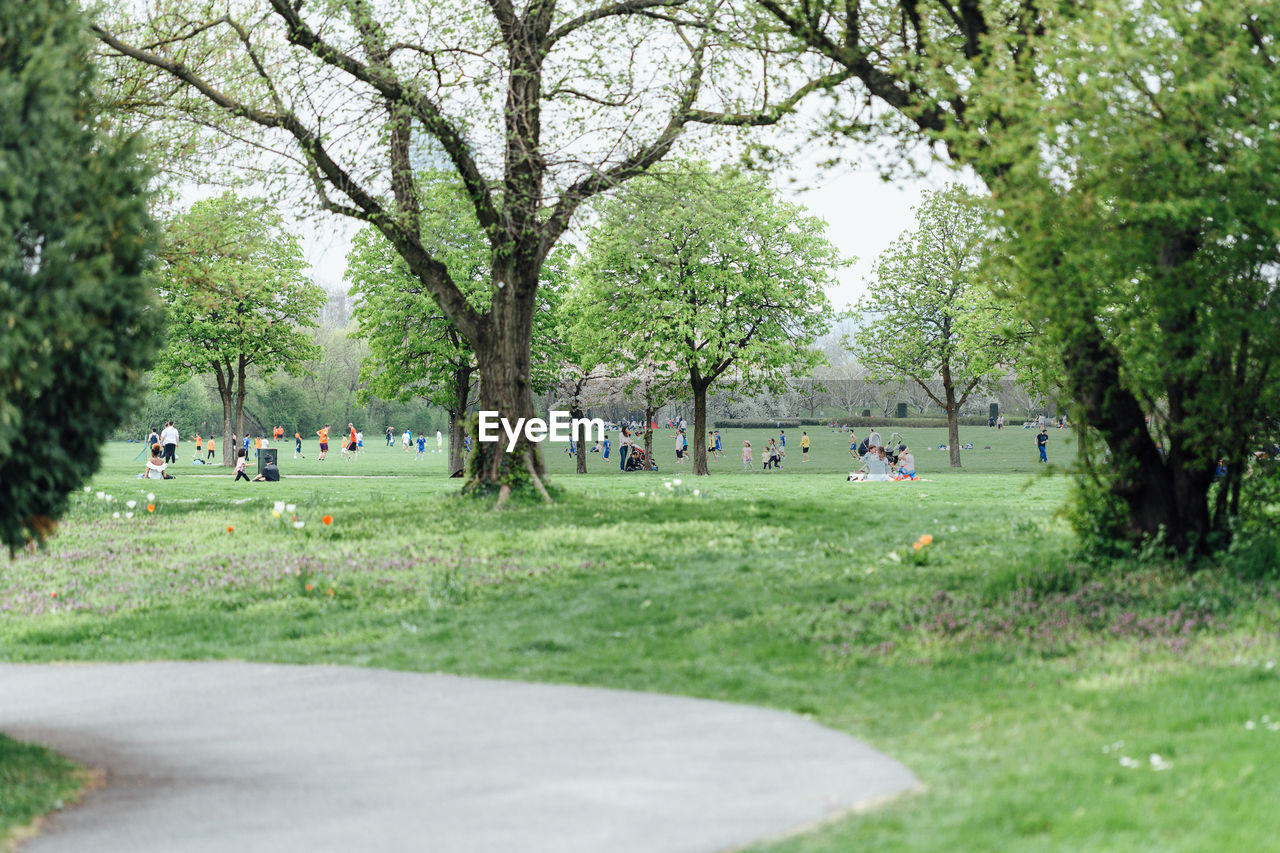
[349,175,568,475]
[0,0,162,551]
[756,0,1280,553]
[851,185,1021,468]
[92,0,849,501]
[578,163,837,475]
[154,193,324,466]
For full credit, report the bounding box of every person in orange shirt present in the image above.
[294,430,305,459]
[193,433,202,461]
[344,423,358,461]
[253,436,262,461]
[317,425,330,461]
[206,436,215,460]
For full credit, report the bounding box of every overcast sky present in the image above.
[297,141,969,313]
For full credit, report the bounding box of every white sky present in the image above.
[297,141,969,313]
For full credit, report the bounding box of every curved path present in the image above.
[1,662,918,852]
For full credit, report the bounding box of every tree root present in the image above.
[494,484,512,509]
[524,453,553,504]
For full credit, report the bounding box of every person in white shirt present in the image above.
[160,421,180,464]
[436,430,443,452]
[141,444,169,480]
[402,429,412,452]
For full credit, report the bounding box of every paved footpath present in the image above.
[1,662,919,852]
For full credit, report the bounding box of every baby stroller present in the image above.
[625,446,657,472]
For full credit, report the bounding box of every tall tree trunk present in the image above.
[234,357,247,444]
[214,363,234,467]
[570,401,587,474]
[644,404,657,466]
[466,276,548,501]
[941,363,962,468]
[692,381,710,476]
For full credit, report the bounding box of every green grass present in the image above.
[0,734,84,848]
[4,426,1280,851]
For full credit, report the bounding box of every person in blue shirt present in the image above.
[603,435,611,459]
[1036,429,1048,463]
[779,429,786,449]
[713,430,723,459]
[416,434,427,459]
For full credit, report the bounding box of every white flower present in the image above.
[664,482,674,490]
[83,486,91,492]
[125,512,134,519]
[96,491,105,500]
[1267,660,1276,670]
[1149,754,1172,771]
[146,492,155,502]
[105,494,113,502]
[887,551,902,563]
[1246,720,1257,730]
[274,501,286,514]
[693,489,700,497]
[1118,756,1140,769]
[112,512,120,519]
[126,500,137,510]
[293,520,305,529]
[285,504,296,513]
[672,478,681,486]
[638,491,646,497]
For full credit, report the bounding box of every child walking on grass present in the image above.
[742,440,753,471]
[234,448,250,482]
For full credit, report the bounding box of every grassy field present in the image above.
[4,424,1280,850]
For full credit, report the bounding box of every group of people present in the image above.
[844,428,916,482]
[391,427,446,458]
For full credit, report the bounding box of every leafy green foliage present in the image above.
[0,0,162,551]
[153,193,323,463]
[852,185,1024,467]
[577,162,838,472]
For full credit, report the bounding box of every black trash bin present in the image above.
[258,447,278,475]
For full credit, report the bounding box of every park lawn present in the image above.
[5,428,1280,851]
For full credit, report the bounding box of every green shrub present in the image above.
[0,0,162,551]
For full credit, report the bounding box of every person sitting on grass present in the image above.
[251,461,280,482]
[234,448,251,482]
[896,445,916,479]
[140,443,173,480]
[857,446,894,482]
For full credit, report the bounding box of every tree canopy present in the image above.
[577,162,838,474]
[0,0,162,551]
[852,185,1023,467]
[154,192,323,465]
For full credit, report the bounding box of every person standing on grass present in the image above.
[294,430,305,459]
[317,425,330,461]
[779,429,786,453]
[416,433,427,459]
[801,431,811,462]
[675,429,686,464]
[742,440,753,471]
[997,414,1004,430]
[714,430,724,460]
[402,428,412,452]
[234,448,251,481]
[206,435,215,460]
[346,424,358,461]
[160,420,179,464]
[385,426,394,447]
[602,433,611,460]
[253,435,262,460]
[848,431,860,462]
[619,425,633,471]
[436,429,443,453]
[147,425,160,450]
[1037,428,1048,463]
[357,430,364,455]
[192,433,202,461]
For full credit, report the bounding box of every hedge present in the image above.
[713,416,993,430]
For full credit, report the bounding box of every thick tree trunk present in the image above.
[448,366,471,475]
[692,382,710,476]
[465,276,547,501]
[1066,324,1207,552]
[221,399,234,468]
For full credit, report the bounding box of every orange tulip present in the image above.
[227,526,234,533]
[146,504,155,513]
[920,534,933,545]
[326,588,335,596]
[305,583,314,592]
[322,515,333,525]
